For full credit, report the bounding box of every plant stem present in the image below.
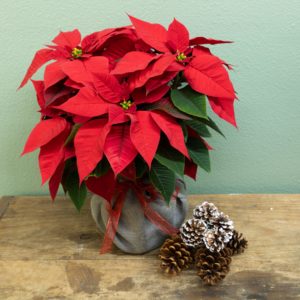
[172,71,183,89]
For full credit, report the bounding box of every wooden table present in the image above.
[0,195,299,300]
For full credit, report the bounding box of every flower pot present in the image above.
[90,179,188,254]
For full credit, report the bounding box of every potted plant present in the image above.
[20,15,236,254]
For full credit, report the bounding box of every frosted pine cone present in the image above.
[180,219,206,248]
[203,213,234,252]
[193,202,219,223]
[211,212,234,244]
[203,228,225,252]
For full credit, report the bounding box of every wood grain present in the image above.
[0,194,300,299]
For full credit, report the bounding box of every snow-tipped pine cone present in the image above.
[180,218,206,248]
[203,212,234,252]
[193,202,220,223]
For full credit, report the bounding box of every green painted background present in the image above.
[1,0,300,196]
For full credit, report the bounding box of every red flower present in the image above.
[19,27,134,90]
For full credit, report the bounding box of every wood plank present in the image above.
[0,195,300,299]
[1,259,299,300]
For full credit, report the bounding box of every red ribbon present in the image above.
[99,180,179,254]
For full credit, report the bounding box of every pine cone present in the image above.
[203,228,230,252]
[193,202,219,223]
[159,235,193,275]
[226,230,248,254]
[203,212,234,252]
[180,218,206,248]
[195,246,233,285]
[211,212,234,242]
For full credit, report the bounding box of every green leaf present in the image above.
[155,146,184,176]
[180,122,189,142]
[171,86,207,119]
[150,160,176,204]
[135,156,148,178]
[185,119,211,137]
[61,158,76,194]
[187,138,211,172]
[199,117,225,137]
[141,98,191,120]
[64,169,87,211]
[92,157,110,177]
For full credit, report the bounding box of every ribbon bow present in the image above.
[99,179,179,254]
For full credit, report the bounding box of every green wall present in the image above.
[1,0,300,196]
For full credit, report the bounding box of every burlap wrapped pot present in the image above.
[90,179,188,254]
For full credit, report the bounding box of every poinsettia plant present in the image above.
[20,15,236,210]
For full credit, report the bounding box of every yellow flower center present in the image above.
[120,99,133,110]
[71,47,83,59]
[176,52,187,61]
